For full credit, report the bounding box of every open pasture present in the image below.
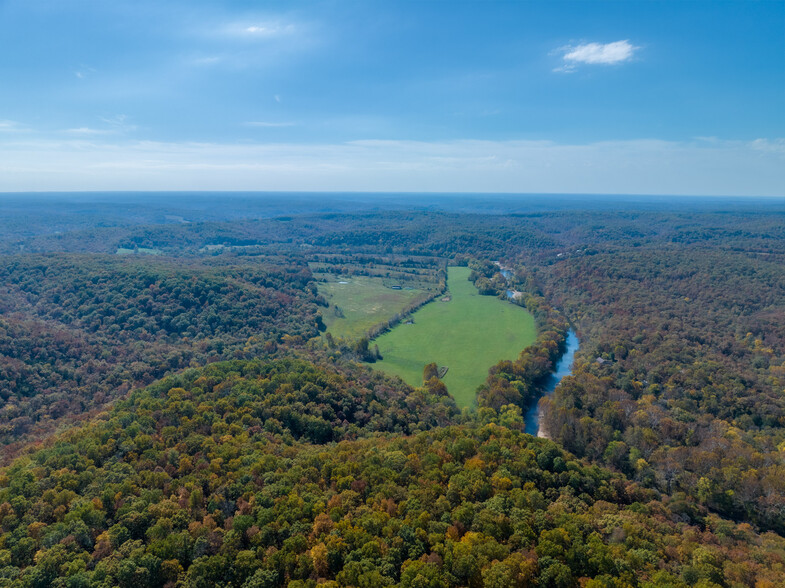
[372,266,537,407]
[317,276,429,340]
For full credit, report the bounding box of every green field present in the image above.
[318,276,429,340]
[372,266,536,408]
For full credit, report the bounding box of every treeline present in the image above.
[0,255,324,458]
[537,247,785,533]
[309,254,441,271]
[326,287,442,363]
[364,270,447,341]
[2,358,783,587]
[325,267,448,363]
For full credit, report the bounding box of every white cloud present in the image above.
[555,40,639,72]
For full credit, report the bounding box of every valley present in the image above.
[0,196,783,586]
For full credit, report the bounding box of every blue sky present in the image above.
[0,0,783,195]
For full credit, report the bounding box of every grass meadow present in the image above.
[372,266,537,408]
[318,276,428,340]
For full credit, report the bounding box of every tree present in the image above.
[423,363,439,382]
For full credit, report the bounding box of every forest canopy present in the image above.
[2,358,783,587]
[0,200,784,586]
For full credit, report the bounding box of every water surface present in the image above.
[524,329,579,437]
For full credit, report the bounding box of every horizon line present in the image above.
[1,190,784,199]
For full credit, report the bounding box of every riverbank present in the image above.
[524,329,579,437]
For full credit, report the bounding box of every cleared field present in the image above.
[372,266,536,408]
[318,276,428,340]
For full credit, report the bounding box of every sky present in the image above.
[0,0,783,195]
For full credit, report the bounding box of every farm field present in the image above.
[317,276,430,339]
[372,266,537,407]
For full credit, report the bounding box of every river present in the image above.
[524,329,579,437]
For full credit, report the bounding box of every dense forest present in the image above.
[2,358,784,587]
[537,247,785,533]
[0,196,784,586]
[0,256,324,457]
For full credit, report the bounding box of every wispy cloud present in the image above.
[191,56,222,66]
[99,114,137,133]
[749,138,785,156]
[243,121,297,128]
[222,20,298,39]
[554,40,639,73]
[74,65,96,79]
[186,15,316,70]
[0,120,28,133]
[63,127,113,135]
[0,137,782,196]
[59,116,136,137]
[244,23,295,36]
[99,114,127,126]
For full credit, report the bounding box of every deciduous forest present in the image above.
[0,195,783,587]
